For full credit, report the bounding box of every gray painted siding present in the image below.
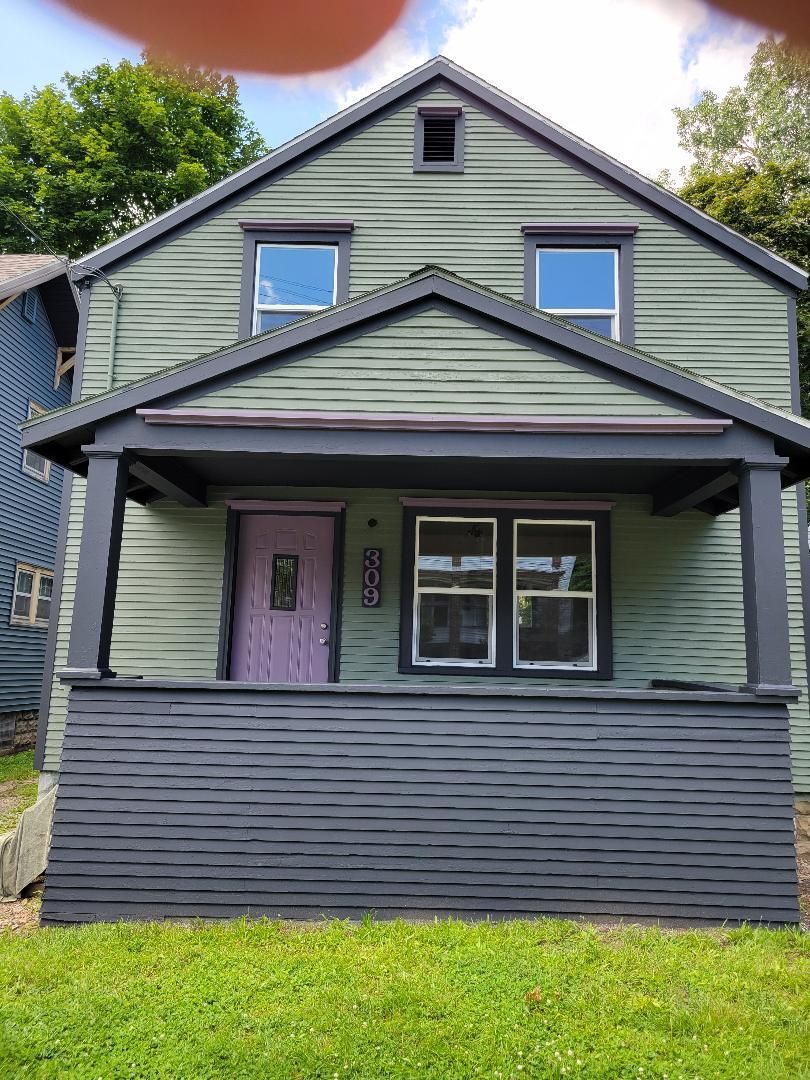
[43,681,799,925]
[0,290,71,712]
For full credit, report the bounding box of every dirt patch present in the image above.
[0,894,40,934]
[798,854,810,932]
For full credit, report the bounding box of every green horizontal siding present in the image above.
[42,86,808,789]
[187,310,685,415]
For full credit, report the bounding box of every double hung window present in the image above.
[22,402,50,482]
[252,244,338,333]
[402,510,610,678]
[536,249,619,339]
[11,564,53,628]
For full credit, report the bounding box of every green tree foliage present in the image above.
[674,38,810,173]
[0,53,267,257]
[673,39,810,414]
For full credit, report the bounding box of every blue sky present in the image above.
[0,0,761,176]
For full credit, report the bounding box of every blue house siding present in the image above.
[0,289,72,713]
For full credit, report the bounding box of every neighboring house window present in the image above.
[22,291,38,323]
[413,106,464,172]
[400,510,612,678]
[10,564,53,628]
[238,223,353,339]
[522,225,637,346]
[21,402,50,482]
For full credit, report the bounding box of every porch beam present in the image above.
[651,466,738,517]
[129,456,207,507]
[738,457,794,693]
[64,449,129,679]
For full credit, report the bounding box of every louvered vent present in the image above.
[422,115,457,163]
[22,291,38,322]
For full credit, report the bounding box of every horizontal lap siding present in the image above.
[43,90,809,791]
[186,311,684,416]
[42,685,800,924]
[0,292,71,711]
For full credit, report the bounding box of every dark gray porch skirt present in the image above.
[42,681,801,925]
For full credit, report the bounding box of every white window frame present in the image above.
[21,402,51,482]
[252,243,339,334]
[10,563,53,628]
[512,518,597,671]
[536,248,620,341]
[412,515,497,668]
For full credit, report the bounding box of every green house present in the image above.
[23,57,810,925]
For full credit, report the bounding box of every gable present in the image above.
[183,308,689,417]
[78,88,795,416]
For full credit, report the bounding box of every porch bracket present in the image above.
[64,447,129,679]
[737,457,796,694]
[651,466,738,517]
[129,456,208,507]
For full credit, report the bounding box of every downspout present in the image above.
[106,284,123,391]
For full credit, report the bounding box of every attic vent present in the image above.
[22,291,38,323]
[414,106,464,172]
[423,116,457,162]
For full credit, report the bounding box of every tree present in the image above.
[672,39,810,415]
[679,162,810,411]
[0,53,267,257]
[673,38,810,174]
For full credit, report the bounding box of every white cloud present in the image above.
[329,0,762,178]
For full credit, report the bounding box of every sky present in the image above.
[0,0,765,179]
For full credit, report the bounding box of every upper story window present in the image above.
[414,106,464,172]
[22,402,50,482]
[10,563,53,628]
[400,508,612,679]
[537,249,619,339]
[238,222,353,339]
[522,224,638,346]
[253,244,338,333]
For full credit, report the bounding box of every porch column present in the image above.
[738,458,793,692]
[64,449,129,679]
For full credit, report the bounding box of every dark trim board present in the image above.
[42,681,800,925]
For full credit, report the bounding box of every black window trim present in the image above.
[238,225,353,339]
[399,506,613,680]
[522,225,637,347]
[413,104,465,173]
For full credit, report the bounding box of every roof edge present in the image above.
[0,257,75,303]
[66,56,807,293]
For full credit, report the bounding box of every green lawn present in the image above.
[0,918,808,1079]
[0,749,38,833]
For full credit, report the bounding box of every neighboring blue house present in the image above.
[0,256,77,752]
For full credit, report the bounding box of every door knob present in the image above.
[320,623,328,630]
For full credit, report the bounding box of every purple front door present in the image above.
[230,514,334,683]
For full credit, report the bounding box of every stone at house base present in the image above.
[796,797,810,859]
[0,712,38,755]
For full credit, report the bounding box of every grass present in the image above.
[0,918,808,1079]
[0,750,38,833]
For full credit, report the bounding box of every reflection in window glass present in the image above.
[514,520,595,669]
[253,244,337,334]
[414,517,496,666]
[517,596,592,665]
[536,248,618,340]
[417,594,492,662]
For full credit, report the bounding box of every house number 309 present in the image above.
[362,548,382,607]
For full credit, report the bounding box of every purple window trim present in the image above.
[399,498,616,510]
[239,219,354,233]
[521,222,639,235]
[136,408,733,436]
[226,499,346,512]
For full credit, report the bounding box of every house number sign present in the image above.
[362,548,382,607]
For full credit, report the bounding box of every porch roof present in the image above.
[20,267,810,513]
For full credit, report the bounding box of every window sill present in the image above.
[398,663,612,680]
[9,618,49,630]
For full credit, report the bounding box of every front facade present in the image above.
[0,257,75,751]
[24,59,810,924]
